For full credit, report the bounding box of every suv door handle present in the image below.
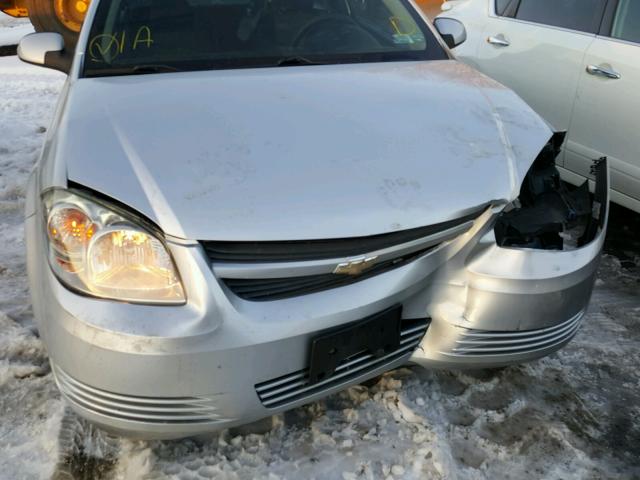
[586,64,621,79]
[487,35,510,47]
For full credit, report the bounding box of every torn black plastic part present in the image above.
[581,157,608,243]
[495,134,606,251]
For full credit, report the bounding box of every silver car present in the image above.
[20,0,609,439]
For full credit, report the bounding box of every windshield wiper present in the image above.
[130,64,182,74]
[84,64,184,78]
[275,56,326,67]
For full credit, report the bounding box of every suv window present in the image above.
[83,0,446,78]
[495,0,518,17]
[515,0,606,34]
[612,0,640,44]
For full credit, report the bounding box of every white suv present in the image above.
[439,0,640,213]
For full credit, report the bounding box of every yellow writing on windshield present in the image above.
[133,26,154,50]
[389,16,418,35]
[89,34,120,62]
[89,26,154,62]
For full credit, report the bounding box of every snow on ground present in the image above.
[0,15,33,47]
[0,18,639,479]
[0,14,30,29]
[0,53,66,480]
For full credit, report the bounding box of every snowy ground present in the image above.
[0,15,32,50]
[1,17,639,480]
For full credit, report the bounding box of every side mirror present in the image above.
[18,33,71,74]
[433,18,467,49]
[441,1,454,11]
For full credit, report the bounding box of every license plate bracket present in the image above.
[308,306,402,385]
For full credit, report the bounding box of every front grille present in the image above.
[445,311,584,357]
[223,247,434,301]
[255,318,430,409]
[53,366,228,425]
[202,205,488,263]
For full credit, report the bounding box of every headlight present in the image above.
[43,189,186,305]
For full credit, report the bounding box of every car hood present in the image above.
[54,60,552,241]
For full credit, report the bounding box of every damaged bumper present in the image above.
[411,220,604,367]
[412,152,610,368]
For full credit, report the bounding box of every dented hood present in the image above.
[55,60,552,241]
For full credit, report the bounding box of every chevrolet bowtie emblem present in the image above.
[333,256,379,276]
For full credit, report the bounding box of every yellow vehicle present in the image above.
[1,0,90,46]
[415,0,445,18]
[1,0,442,48]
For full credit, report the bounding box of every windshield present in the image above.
[83,0,447,77]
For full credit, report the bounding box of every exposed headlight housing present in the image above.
[43,189,186,305]
[494,132,607,251]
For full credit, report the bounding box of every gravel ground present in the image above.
[0,21,639,479]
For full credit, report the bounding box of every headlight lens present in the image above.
[43,189,186,304]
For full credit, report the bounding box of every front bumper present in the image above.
[26,183,608,440]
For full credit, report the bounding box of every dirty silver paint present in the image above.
[39,61,552,241]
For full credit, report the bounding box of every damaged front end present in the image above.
[495,132,608,251]
[411,133,610,369]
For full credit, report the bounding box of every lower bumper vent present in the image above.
[446,311,584,357]
[255,318,430,409]
[53,366,226,425]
